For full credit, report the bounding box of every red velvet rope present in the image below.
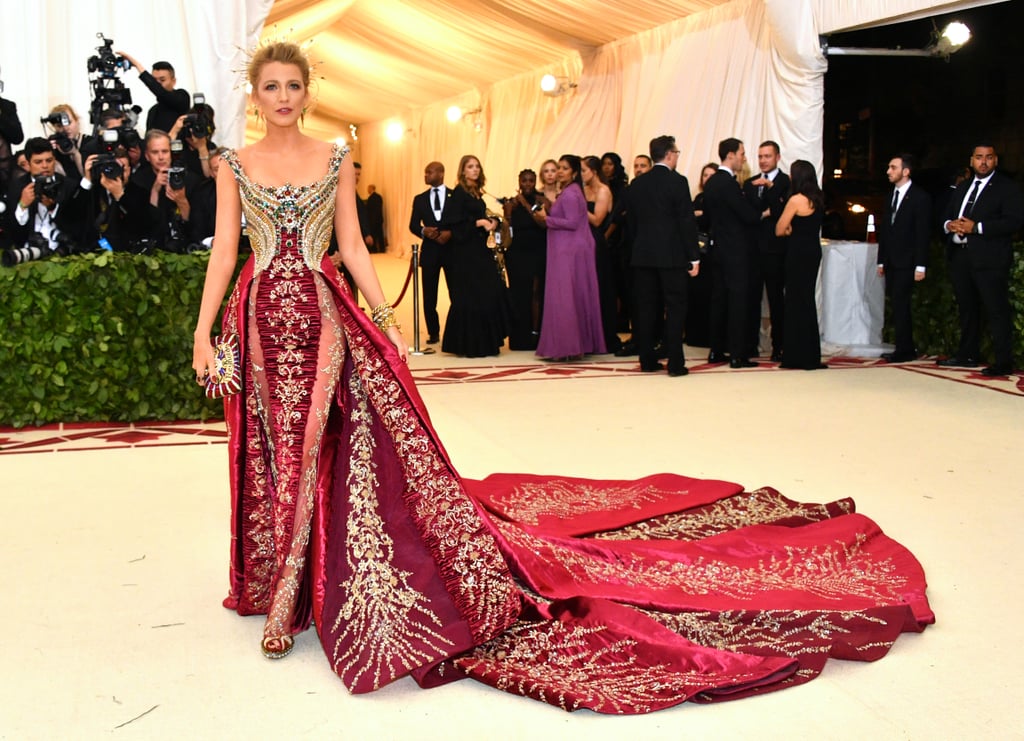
[389,256,415,308]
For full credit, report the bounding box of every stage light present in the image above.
[447,105,463,123]
[822,20,971,59]
[334,135,346,147]
[935,21,971,54]
[540,74,577,97]
[385,121,405,142]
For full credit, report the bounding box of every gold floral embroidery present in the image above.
[594,488,854,542]
[331,369,454,689]
[455,619,773,714]
[496,520,910,605]
[489,480,684,526]
[344,335,520,640]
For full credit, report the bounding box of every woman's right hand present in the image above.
[192,334,216,387]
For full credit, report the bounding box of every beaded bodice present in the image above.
[222,144,348,275]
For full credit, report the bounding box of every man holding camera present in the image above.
[116,52,190,134]
[125,129,197,251]
[3,137,76,261]
[60,139,139,253]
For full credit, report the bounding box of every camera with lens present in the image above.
[114,125,141,149]
[52,231,81,257]
[2,234,50,267]
[180,102,214,140]
[168,139,187,190]
[87,35,130,78]
[90,129,125,183]
[33,173,65,202]
[41,111,75,154]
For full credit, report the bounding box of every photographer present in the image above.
[60,136,139,253]
[3,137,75,264]
[125,129,198,252]
[85,110,144,175]
[116,52,190,134]
[42,104,94,180]
[0,69,25,197]
[168,102,217,179]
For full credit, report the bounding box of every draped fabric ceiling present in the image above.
[255,0,1000,254]
[0,0,1003,255]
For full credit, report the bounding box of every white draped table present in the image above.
[816,239,889,355]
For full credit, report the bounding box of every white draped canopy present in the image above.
[0,0,1002,250]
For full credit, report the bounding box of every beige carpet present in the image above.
[2,254,1021,739]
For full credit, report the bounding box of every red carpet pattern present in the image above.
[1,357,1018,454]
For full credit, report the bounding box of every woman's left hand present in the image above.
[386,326,409,363]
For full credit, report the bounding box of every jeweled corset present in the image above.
[222,144,348,275]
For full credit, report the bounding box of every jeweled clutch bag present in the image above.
[204,334,242,399]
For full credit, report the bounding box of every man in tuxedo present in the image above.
[940,143,1024,376]
[0,83,25,197]
[742,140,790,362]
[409,161,455,344]
[621,135,700,377]
[876,153,932,363]
[703,137,765,368]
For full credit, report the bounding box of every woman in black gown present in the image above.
[775,160,827,370]
[582,155,621,353]
[442,154,509,357]
[686,162,719,348]
[502,168,546,350]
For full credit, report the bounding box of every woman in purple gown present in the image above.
[535,155,606,360]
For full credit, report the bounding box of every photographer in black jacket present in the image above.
[0,70,25,198]
[116,51,190,134]
[125,129,198,252]
[60,134,142,253]
[3,137,76,264]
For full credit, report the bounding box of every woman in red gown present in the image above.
[193,42,933,713]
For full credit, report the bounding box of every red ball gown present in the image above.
[216,145,933,714]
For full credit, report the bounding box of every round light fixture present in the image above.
[446,105,463,123]
[540,74,558,93]
[385,121,405,142]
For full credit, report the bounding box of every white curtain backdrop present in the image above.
[0,0,271,151]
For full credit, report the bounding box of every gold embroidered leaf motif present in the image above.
[594,488,854,542]
[490,480,678,526]
[496,520,910,605]
[331,372,454,691]
[456,619,774,714]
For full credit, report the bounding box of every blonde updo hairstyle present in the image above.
[247,41,311,90]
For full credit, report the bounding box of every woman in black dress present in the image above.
[775,160,827,370]
[582,155,621,353]
[686,162,719,348]
[442,154,509,357]
[502,168,547,350]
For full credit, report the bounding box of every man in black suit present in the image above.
[118,52,191,134]
[0,83,25,197]
[742,140,790,362]
[877,153,931,363]
[703,137,765,368]
[4,137,76,256]
[940,143,1024,376]
[621,135,700,377]
[409,161,456,344]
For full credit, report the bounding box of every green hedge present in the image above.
[1,243,1020,428]
[0,251,246,428]
[901,239,1024,361]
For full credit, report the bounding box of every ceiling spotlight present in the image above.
[334,135,346,147]
[447,105,463,123]
[349,123,358,142]
[540,74,576,97]
[385,121,405,142]
[934,21,971,55]
[822,20,972,59]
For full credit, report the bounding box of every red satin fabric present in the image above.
[220,256,934,713]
